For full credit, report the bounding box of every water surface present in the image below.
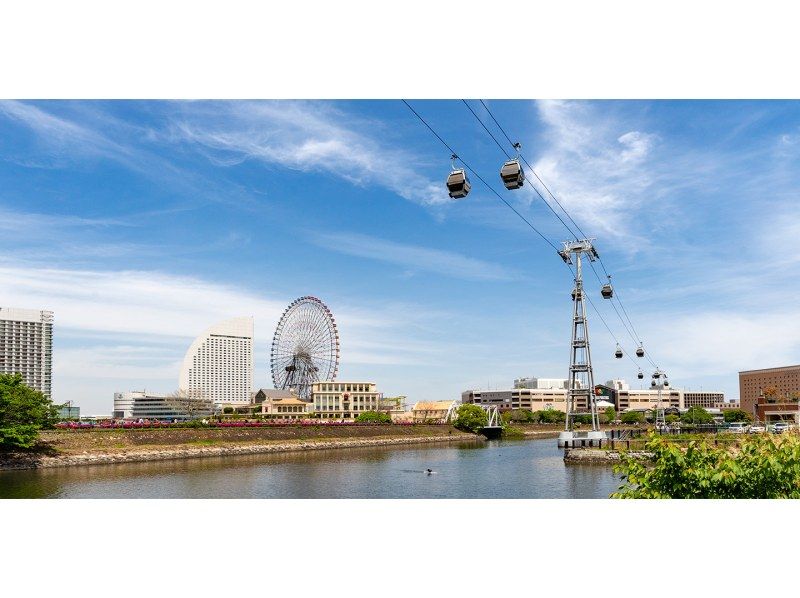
[0,438,621,499]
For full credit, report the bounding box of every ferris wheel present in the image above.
[270,296,340,401]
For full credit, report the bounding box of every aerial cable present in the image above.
[477,98,661,370]
[464,100,580,240]
[401,100,560,253]
[478,99,589,240]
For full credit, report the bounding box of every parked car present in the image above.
[748,424,766,434]
[770,422,790,434]
[728,422,749,434]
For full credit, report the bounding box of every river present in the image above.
[0,438,621,499]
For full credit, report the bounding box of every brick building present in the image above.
[739,365,800,417]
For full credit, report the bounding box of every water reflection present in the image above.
[0,439,620,499]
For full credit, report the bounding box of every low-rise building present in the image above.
[112,390,213,421]
[715,400,740,410]
[462,388,569,412]
[57,401,80,420]
[311,381,382,419]
[411,400,457,423]
[244,388,310,419]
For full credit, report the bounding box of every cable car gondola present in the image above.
[446,154,471,199]
[651,380,656,388]
[637,370,644,380]
[500,159,524,190]
[635,346,644,358]
[614,345,623,359]
[601,275,614,299]
[446,168,470,199]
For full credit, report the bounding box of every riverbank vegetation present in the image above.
[452,404,488,433]
[0,374,59,450]
[612,433,800,498]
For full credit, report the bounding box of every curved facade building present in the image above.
[179,316,254,407]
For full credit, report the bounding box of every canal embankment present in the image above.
[0,424,481,470]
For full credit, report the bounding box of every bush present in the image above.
[681,406,714,425]
[534,409,566,424]
[620,411,644,425]
[573,413,593,425]
[613,434,800,498]
[665,414,680,424]
[222,407,234,414]
[603,406,616,424]
[723,409,752,423]
[354,411,392,424]
[0,373,59,450]
[453,404,489,433]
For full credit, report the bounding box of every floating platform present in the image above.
[558,430,608,448]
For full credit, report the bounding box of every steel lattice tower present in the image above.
[559,240,600,433]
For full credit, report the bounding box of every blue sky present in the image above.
[1,99,799,414]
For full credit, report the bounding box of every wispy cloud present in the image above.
[310,231,519,281]
[0,100,262,210]
[167,100,448,206]
[531,100,660,245]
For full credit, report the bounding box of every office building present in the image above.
[739,365,800,416]
[178,316,254,408]
[684,391,725,409]
[0,307,53,399]
[113,390,213,421]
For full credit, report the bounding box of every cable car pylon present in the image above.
[557,238,607,447]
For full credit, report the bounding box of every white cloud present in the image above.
[168,100,448,206]
[310,231,520,281]
[532,100,660,244]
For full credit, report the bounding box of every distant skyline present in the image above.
[2,99,799,413]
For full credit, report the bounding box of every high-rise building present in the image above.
[178,316,254,408]
[0,307,53,399]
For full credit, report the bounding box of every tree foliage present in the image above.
[453,404,489,433]
[502,409,536,423]
[723,409,752,423]
[354,410,392,424]
[0,373,59,450]
[613,434,800,498]
[620,411,644,424]
[534,409,566,424]
[604,406,617,423]
[681,406,714,425]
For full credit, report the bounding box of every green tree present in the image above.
[613,434,800,498]
[620,411,644,425]
[681,406,714,425]
[0,373,59,450]
[534,409,566,424]
[604,406,617,424]
[452,404,488,433]
[723,409,752,423]
[354,411,392,424]
[665,414,679,424]
[503,409,536,423]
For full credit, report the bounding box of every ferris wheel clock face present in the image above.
[270,296,339,401]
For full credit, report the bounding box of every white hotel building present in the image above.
[0,307,53,399]
[178,316,254,408]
